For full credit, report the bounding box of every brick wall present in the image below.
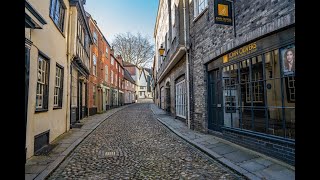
[189,0,295,132]
[223,129,295,165]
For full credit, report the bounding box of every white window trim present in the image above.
[193,0,208,21]
[54,66,62,107]
[111,71,114,84]
[105,65,108,82]
[175,80,186,118]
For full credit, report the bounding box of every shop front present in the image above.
[206,26,295,165]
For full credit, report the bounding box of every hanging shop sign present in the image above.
[214,0,233,26]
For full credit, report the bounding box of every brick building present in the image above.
[124,68,136,104]
[87,13,112,115]
[154,0,295,165]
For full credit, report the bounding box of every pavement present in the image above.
[150,103,295,180]
[25,104,131,180]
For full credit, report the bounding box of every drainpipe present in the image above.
[183,0,191,129]
[66,8,72,131]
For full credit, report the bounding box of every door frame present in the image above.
[207,68,223,132]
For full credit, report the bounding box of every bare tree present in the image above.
[112,32,154,68]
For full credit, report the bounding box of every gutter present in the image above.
[183,0,191,129]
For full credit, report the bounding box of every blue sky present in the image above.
[84,0,159,44]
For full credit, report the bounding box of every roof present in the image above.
[123,61,137,67]
[85,11,111,48]
[124,69,135,84]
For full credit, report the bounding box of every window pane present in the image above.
[240,108,252,130]
[284,108,295,139]
[265,78,282,107]
[253,108,267,133]
[282,76,295,106]
[267,107,284,137]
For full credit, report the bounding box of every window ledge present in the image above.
[53,107,62,110]
[193,7,208,23]
[35,109,48,113]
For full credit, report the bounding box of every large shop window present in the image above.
[175,80,186,118]
[36,55,50,111]
[222,44,295,140]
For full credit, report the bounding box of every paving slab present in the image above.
[239,161,267,172]
[210,144,238,155]
[223,150,259,163]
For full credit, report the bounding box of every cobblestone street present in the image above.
[48,103,244,179]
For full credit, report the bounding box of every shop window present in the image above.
[285,76,295,103]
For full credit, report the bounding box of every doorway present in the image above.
[208,69,223,131]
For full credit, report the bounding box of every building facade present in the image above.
[68,0,93,126]
[124,69,136,104]
[153,0,295,165]
[87,13,111,115]
[124,62,140,101]
[25,0,70,159]
[154,0,191,124]
[188,0,295,165]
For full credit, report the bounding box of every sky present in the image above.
[84,0,159,45]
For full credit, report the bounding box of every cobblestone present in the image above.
[48,103,243,179]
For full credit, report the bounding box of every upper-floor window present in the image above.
[111,56,114,65]
[93,31,98,44]
[194,0,208,18]
[115,74,117,86]
[106,47,109,56]
[105,65,108,82]
[111,71,114,84]
[50,0,66,32]
[93,54,97,76]
[171,4,176,27]
[122,69,124,76]
[36,54,50,111]
[116,62,118,69]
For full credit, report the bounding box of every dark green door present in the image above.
[208,69,223,131]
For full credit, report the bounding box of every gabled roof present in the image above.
[139,68,147,82]
[85,11,111,48]
[124,69,136,84]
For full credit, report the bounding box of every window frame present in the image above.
[36,53,50,112]
[92,54,97,76]
[175,79,186,118]
[93,31,98,45]
[194,0,208,19]
[49,0,66,33]
[53,63,64,109]
[93,85,96,106]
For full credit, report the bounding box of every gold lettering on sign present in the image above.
[226,42,257,62]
